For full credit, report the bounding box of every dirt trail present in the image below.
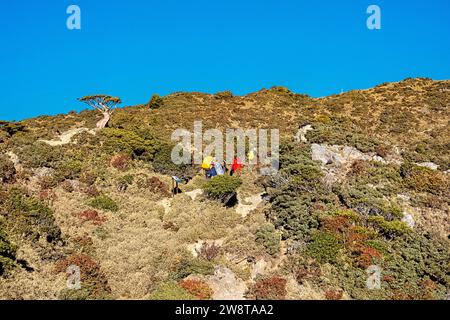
[40,127,95,146]
[236,193,263,217]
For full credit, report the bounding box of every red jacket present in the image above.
[231,158,243,171]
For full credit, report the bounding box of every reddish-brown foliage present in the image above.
[321,216,352,236]
[110,155,132,171]
[84,185,100,197]
[354,246,382,269]
[38,189,57,205]
[55,254,102,278]
[196,242,220,261]
[54,254,111,297]
[349,160,368,176]
[147,177,170,196]
[74,235,94,247]
[325,288,344,300]
[179,279,213,300]
[76,209,106,225]
[250,276,287,300]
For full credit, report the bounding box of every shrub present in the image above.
[203,176,242,199]
[84,185,100,198]
[0,226,17,275]
[0,121,26,136]
[148,281,196,300]
[18,141,63,168]
[54,159,83,182]
[255,224,281,256]
[152,143,198,179]
[402,165,449,196]
[148,94,164,109]
[110,155,132,171]
[270,86,291,94]
[79,171,97,186]
[320,216,352,237]
[316,114,331,123]
[330,209,360,221]
[179,279,213,300]
[306,232,342,263]
[325,289,344,300]
[88,195,118,212]
[116,174,134,192]
[0,188,61,242]
[77,210,106,225]
[171,257,215,280]
[368,216,409,237]
[249,276,287,300]
[60,180,75,193]
[99,128,158,161]
[215,91,233,99]
[146,177,170,197]
[55,254,111,300]
[196,242,220,261]
[0,154,16,184]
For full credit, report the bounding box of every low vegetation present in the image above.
[0,78,448,300]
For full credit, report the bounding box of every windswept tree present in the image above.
[78,95,122,130]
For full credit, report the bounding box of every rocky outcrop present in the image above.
[294,125,313,143]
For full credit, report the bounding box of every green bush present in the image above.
[270,86,291,94]
[203,176,242,199]
[215,91,233,99]
[88,195,119,212]
[336,184,403,220]
[368,216,409,237]
[148,94,165,109]
[171,257,215,280]
[0,121,26,136]
[17,141,63,168]
[99,128,158,161]
[151,143,198,179]
[0,188,61,242]
[255,224,281,256]
[306,118,380,153]
[54,159,83,182]
[306,232,342,263]
[0,226,17,275]
[118,174,134,185]
[149,281,196,300]
[402,164,449,196]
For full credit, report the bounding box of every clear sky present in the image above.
[1,0,449,121]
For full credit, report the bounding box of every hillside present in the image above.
[0,78,449,300]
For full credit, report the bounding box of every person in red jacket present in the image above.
[230,156,243,176]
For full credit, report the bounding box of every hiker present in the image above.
[202,156,214,179]
[214,161,225,175]
[230,156,243,176]
[223,160,229,173]
[247,149,256,172]
[210,163,218,178]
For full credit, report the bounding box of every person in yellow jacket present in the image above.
[247,149,256,172]
[202,156,214,179]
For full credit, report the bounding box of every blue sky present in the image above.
[1,0,449,121]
